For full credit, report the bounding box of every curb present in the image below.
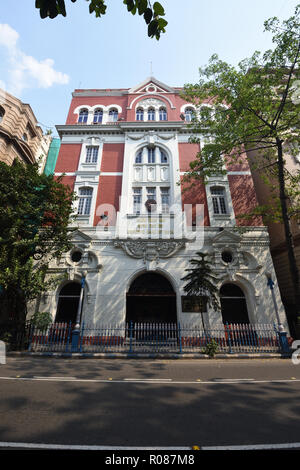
[7,351,291,360]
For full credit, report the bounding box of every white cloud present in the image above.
[0,23,69,96]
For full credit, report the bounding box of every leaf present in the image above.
[144,7,153,24]
[153,2,165,16]
[148,19,159,37]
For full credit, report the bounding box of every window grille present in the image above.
[85,146,99,163]
[78,109,88,123]
[211,187,227,214]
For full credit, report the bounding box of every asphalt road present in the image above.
[0,357,300,450]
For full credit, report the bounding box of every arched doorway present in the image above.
[55,282,81,323]
[126,272,177,324]
[220,283,249,324]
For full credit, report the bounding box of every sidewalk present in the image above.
[7,351,291,359]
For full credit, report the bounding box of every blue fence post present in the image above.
[178,323,182,354]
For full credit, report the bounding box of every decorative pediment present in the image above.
[129,77,175,94]
[212,229,242,247]
[71,230,92,248]
[114,239,185,262]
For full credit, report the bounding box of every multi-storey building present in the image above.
[0,88,47,166]
[34,77,288,331]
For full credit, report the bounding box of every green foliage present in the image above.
[30,312,53,331]
[203,339,219,358]
[181,5,300,310]
[35,0,167,39]
[0,332,12,344]
[0,159,76,324]
[181,252,220,311]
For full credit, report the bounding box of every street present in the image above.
[0,357,300,450]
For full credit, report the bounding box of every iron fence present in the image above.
[27,321,283,354]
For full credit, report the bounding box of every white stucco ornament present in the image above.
[114,240,185,262]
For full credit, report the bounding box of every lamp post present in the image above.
[265,272,289,353]
[71,275,85,352]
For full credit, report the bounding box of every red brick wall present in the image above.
[55,144,81,172]
[179,143,200,171]
[93,175,123,226]
[180,177,210,226]
[101,144,124,172]
[228,175,263,226]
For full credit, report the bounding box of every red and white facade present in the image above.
[35,77,288,329]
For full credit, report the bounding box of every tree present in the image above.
[181,252,220,316]
[181,5,300,315]
[0,159,76,326]
[35,0,167,39]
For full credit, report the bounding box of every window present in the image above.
[133,188,142,214]
[135,150,143,164]
[22,133,28,142]
[161,188,170,214]
[148,148,155,163]
[159,107,167,121]
[146,187,156,201]
[78,109,88,123]
[160,150,168,163]
[211,187,227,214]
[185,108,194,122]
[0,107,4,123]
[78,188,93,215]
[148,108,155,121]
[109,109,118,122]
[93,109,103,124]
[136,108,144,121]
[85,146,99,164]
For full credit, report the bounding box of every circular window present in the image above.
[221,251,233,264]
[71,251,82,263]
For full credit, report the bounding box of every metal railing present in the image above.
[28,321,284,354]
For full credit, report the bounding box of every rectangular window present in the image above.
[133,188,142,214]
[86,146,99,164]
[148,148,155,164]
[78,188,93,215]
[211,187,227,215]
[146,187,156,201]
[161,188,170,214]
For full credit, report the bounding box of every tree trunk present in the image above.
[277,138,300,315]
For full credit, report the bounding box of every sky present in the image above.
[0,0,298,137]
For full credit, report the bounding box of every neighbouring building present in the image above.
[247,146,300,336]
[30,77,289,332]
[43,137,61,176]
[0,88,45,166]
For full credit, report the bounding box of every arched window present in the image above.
[210,187,227,214]
[56,282,82,323]
[148,147,155,163]
[93,109,103,124]
[78,187,93,215]
[109,108,118,122]
[185,107,194,122]
[135,150,143,164]
[148,108,155,121]
[160,149,168,163]
[159,107,167,121]
[220,283,249,324]
[78,109,88,123]
[136,108,144,121]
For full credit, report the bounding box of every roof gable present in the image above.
[129,77,175,94]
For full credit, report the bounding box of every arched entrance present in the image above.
[55,282,81,323]
[220,283,249,324]
[126,272,177,324]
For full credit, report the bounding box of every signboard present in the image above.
[181,296,208,313]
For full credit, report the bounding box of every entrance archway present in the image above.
[126,272,177,324]
[220,283,249,324]
[55,282,81,323]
